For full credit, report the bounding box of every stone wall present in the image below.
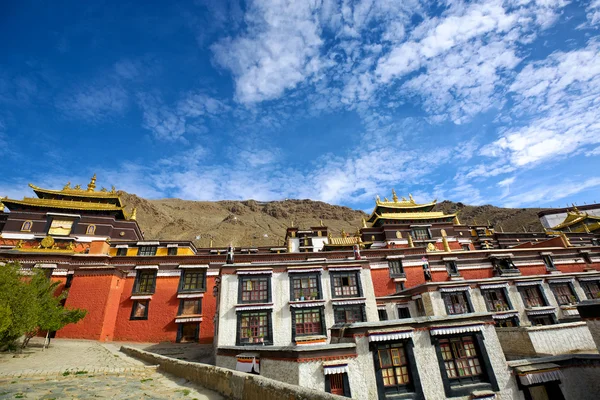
[121,346,347,400]
[559,364,600,400]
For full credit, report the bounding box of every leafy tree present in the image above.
[0,262,87,350]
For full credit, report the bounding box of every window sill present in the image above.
[235,303,274,311]
[295,335,327,346]
[446,382,492,398]
[131,294,153,300]
[289,299,325,306]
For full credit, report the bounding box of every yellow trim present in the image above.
[28,183,123,207]
[3,198,125,212]
[370,211,456,225]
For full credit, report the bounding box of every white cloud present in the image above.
[501,177,600,208]
[56,84,128,122]
[586,0,600,27]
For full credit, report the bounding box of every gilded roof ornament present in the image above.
[453,215,461,225]
[409,194,415,203]
[442,236,451,252]
[407,235,414,248]
[341,229,347,238]
[100,187,107,192]
[320,219,324,227]
[384,197,389,202]
[87,174,97,191]
[111,186,117,194]
[362,218,367,228]
[130,207,137,221]
[74,184,82,190]
[392,189,398,203]
[63,182,71,190]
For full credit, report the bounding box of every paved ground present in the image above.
[0,338,223,399]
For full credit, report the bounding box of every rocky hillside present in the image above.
[119,193,546,247]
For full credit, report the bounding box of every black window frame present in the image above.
[411,227,431,240]
[132,270,157,295]
[378,309,388,321]
[236,310,273,346]
[176,323,199,343]
[432,333,499,398]
[238,274,271,304]
[138,246,157,256]
[116,247,128,256]
[581,281,600,300]
[325,372,351,397]
[518,285,548,308]
[528,314,556,326]
[542,255,556,271]
[289,272,322,301]
[415,298,426,317]
[481,288,513,312]
[130,300,149,320]
[179,269,207,292]
[330,271,363,298]
[495,317,520,327]
[445,261,460,277]
[333,305,366,324]
[549,282,579,306]
[291,306,326,341]
[492,257,520,275]
[397,306,411,319]
[395,282,405,293]
[442,291,473,315]
[178,298,202,315]
[167,246,178,256]
[371,340,423,400]
[388,260,405,278]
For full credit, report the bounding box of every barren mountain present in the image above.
[119,193,546,247]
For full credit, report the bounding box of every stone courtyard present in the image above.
[0,338,222,399]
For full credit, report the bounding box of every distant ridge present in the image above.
[118,192,546,247]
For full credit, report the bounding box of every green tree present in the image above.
[0,262,87,350]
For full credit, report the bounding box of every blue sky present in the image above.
[1,0,600,211]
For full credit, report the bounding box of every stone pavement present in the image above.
[0,338,223,399]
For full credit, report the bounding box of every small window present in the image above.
[411,227,430,240]
[168,247,178,256]
[133,270,157,294]
[179,299,201,315]
[177,323,199,343]
[116,247,128,256]
[239,275,270,303]
[397,306,411,319]
[138,246,157,256]
[375,342,414,395]
[293,308,324,337]
[442,292,472,315]
[481,288,511,312]
[395,282,405,293]
[461,244,470,251]
[495,317,519,327]
[333,305,365,323]
[238,311,272,345]
[493,258,517,272]
[389,260,405,278]
[179,270,206,292]
[331,272,361,298]
[550,283,577,305]
[582,281,600,300]
[415,298,426,317]
[592,238,599,246]
[130,300,149,320]
[518,286,546,308]
[21,220,33,232]
[325,373,351,397]
[290,273,320,301]
[542,255,556,270]
[378,309,388,321]
[529,314,554,326]
[439,335,485,385]
[445,261,459,276]
[86,225,96,235]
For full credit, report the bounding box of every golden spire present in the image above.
[209,239,213,248]
[407,235,414,248]
[442,236,451,252]
[320,219,324,227]
[87,174,97,192]
[130,207,137,221]
[376,195,380,203]
[341,229,347,238]
[63,182,71,190]
[384,197,389,202]
[362,218,367,228]
[110,185,117,194]
[409,193,415,203]
[392,189,398,203]
[0,197,4,211]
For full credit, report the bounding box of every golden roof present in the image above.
[28,175,122,205]
[370,211,456,225]
[551,208,600,231]
[374,191,437,209]
[3,197,125,212]
[328,236,362,246]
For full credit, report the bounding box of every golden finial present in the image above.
[362,218,367,228]
[442,236,451,252]
[572,204,580,214]
[401,196,407,201]
[355,228,361,237]
[320,219,324,227]
[209,239,213,248]
[130,207,137,221]
[341,229,347,238]
[0,198,4,211]
[74,184,82,190]
[440,229,447,237]
[110,185,116,194]
[87,174,97,191]
[328,232,333,240]
[409,193,415,203]
[100,187,107,192]
[392,189,398,203]
[384,197,389,202]
[376,195,380,203]
[63,182,71,190]
[407,235,414,248]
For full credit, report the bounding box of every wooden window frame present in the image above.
[333,305,365,324]
[378,309,388,321]
[445,261,460,277]
[518,285,547,308]
[130,300,149,320]
[549,282,578,306]
[167,247,178,256]
[481,288,513,312]
[238,275,271,304]
[133,270,157,294]
[388,260,405,278]
[289,273,321,301]
[397,306,411,319]
[116,247,128,256]
[178,298,202,316]
[176,323,199,343]
[442,291,473,315]
[542,255,556,271]
[236,310,273,346]
[581,281,600,300]
[330,271,362,298]
[371,340,424,399]
[411,227,431,240]
[291,307,325,341]
[179,270,206,292]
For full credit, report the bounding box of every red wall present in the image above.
[199,276,216,344]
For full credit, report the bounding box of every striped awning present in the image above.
[332,298,366,306]
[167,244,178,248]
[177,293,204,299]
[479,282,508,290]
[368,330,414,342]
[548,278,574,284]
[492,312,518,320]
[439,286,470,293]
[323,363,349,375]
[516,363,563,386]
[290,301,325,308]
[526,307,555,316]
[578,276,600,282]
[235,304,274,311]
[328,267,362,271]
[287,268,323,273]
[430,324,484,336]
[516,280,543,287]
[134,265,159,270]
[236,353,260,374]
[34,263,57,269]
[236,270,273,275]
[178,264,209,269]
[175,317,202,323]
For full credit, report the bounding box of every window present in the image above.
[138,246,157,256]
[178,299,201,315]
[333,305,365,323]
[495,317,519,327]
[529,314,554,326]
[375,342,414,395]
[331,272,361,298]
[542,255,556,270]
[116,247,128,256]
[439,336,485,385]
[492,258,518,274]
[445,261,459,276]
[130,300,149,320]
[397,306,411,319]
[415,298,426,317]
[461,244,470,251]
[86,224,96,235]
[293,308,324,338]
[518,286,546,308]
[239,276,270,303]
[48,219,74,235]
[411,227,430,240]
[133,270,157,294]
[395,282,405,293]
[388,260,405,278]
[177,324,199,343]
[168,247,178,256]
[442,292,472,315]
[550,283,577,305]
[290,273,320,301]
[582,281,600,299]
[21,220,32,232]
[237,311,272,345]
[325,373,350,397]
[378,309,388,321]
[481,288,511,312]
[179,270,206,292]
[592,238,599,246]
